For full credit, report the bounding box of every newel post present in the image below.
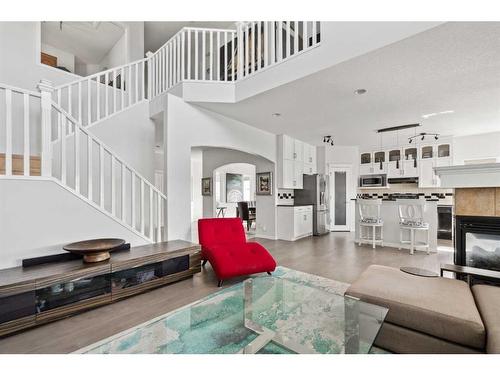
[38,79,53,177]
[146,51,154,100]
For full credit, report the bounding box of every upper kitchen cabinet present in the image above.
[402,147,418,177]
[281,135,304,162]
[419,158,438,187]
[278,135,316,188]
[281,159,304,189]
[303,143,317,175]
[387,149,402,178]
[282,135,296,160]
[373,151,387,173]
[358,137,453,188]
[360,152,372,165]
[436,143,452,167]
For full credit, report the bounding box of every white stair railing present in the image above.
[53,22,320,117]
[53,59,148,128]
[235,21,321,81]
[0,83,42,177]
[147,27,238,98]
[1,81,165,242]
[49,100,165,242]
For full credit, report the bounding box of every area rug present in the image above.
[76,267,387,354]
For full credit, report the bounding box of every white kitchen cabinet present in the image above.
[303,143,316,165]
[278,134,315,189]
[303,144,317,175]
[294,161,304,188]
[358,138,453,187]
[387,161,401,178]
[419,158,438,188]
[277,205,313,241]
[282,135,295,160]
[294,139,304,162]
[304,145,317,175]
[402,160,418,177]
[359,164,374,175]
[280,159,303,189]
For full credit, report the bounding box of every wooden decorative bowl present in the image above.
[63,238,125,263]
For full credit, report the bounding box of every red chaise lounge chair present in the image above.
[198,218,277,286]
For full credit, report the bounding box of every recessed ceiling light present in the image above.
[272,113,281,117]
[354,89,367,95]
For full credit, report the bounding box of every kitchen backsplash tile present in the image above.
[277,189,295,205]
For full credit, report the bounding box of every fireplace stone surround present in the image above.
[453,186,500,284]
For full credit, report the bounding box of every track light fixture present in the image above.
[408,132,439,144]
[323,135,334,146]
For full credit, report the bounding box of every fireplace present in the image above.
[455,215,500,275]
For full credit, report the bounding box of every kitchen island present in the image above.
[355,199,438,252]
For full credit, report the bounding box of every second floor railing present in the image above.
[53,22,321,127]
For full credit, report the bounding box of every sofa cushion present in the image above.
[472,284,500,354]
[205,242,277,280]
[346,265,485,350]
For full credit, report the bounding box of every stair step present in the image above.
[0,153,41,176]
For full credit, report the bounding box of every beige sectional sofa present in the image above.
[346,265,500,354]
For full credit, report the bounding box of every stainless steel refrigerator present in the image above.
[293,174,329,235]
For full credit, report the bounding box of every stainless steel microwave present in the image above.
[359,174,387,188]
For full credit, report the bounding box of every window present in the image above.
[243,177,251,201]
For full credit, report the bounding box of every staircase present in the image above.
[0,21,321,249]
[0,82,165,243]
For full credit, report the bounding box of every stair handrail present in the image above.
[50,99,166,200]
[53,58,149,92]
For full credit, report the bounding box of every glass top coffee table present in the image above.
[78,276,388,354]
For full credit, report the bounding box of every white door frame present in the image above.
[328,164,353,232]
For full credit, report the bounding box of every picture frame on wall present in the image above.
[201,177,212,196]
[256,172,273,195]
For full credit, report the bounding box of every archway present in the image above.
[190,146,277,242]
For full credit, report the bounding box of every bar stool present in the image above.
[357,199,384,249]
[398,199,430,255]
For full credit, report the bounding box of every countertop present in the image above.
[276,204,313,207]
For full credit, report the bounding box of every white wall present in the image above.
[99,33,127,71]
[190,148,203,224]
[0,22,80,90]
[90,101,156,182]
[41,43,75,73]
[0,22,145,91]
[165,94,277,242]
[0,179,148,270]
[453,131,500,165]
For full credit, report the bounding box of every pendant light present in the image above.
[413,127,418,168]
[379,132,383,170]
[396,130,400,169]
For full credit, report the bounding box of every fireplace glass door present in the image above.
[465,232,500,272]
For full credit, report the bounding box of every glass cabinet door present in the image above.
[421,146,433,159]
[0,289,36,324]
[438,144,450,158]
[360,153,371,164]
[35,273,111,314]
[388,149,401,162]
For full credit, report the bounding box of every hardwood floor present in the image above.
[0,232,453,354]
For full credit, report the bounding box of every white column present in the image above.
[38,79,54,177]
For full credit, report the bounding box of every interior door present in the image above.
[329,165,352,231]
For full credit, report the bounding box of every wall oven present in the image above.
[359,174,387,188]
